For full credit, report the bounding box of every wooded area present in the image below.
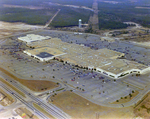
[0,7,57,25]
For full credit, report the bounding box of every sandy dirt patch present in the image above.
[0,21,43,38]
[134,92,150,119]
[50,91,135,119]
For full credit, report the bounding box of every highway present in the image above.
[0,72,71,119]
[0,83,49,119]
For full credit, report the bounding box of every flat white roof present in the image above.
[18,34,51,43]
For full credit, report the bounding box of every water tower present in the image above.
[79,19,82,28]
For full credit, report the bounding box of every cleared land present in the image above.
[134,92,150,118]
[0,88,15,106]
[50,91,135,119]
[20,80,58,92]
[33,103,55,119]
[0,67,58,92]
[0,21,43,38]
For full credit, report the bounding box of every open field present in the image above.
[134,92,150,118]
[33,103,55,119]
[19,80,58,92]
[50,91,135,119]
[0,21,43,38]
[0,67,58,92]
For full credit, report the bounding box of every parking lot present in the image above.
[0,30,150,106]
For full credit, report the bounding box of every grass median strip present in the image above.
[33,103,55,119]
[56,88,64,92]
[0,77,26,98]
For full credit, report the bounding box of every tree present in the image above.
[132,90,135,93]
[129,93,132,98]
[112,34,116,37]
[60,59,64,62]
[136,74,140,76]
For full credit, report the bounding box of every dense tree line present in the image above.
[99,19,129,30]
[0,7,57,25]
[98,2,150,28]
[50,7,92,27]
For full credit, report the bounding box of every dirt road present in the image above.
[44,9,61,28]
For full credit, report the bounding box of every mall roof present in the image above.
[18,34,51,43]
